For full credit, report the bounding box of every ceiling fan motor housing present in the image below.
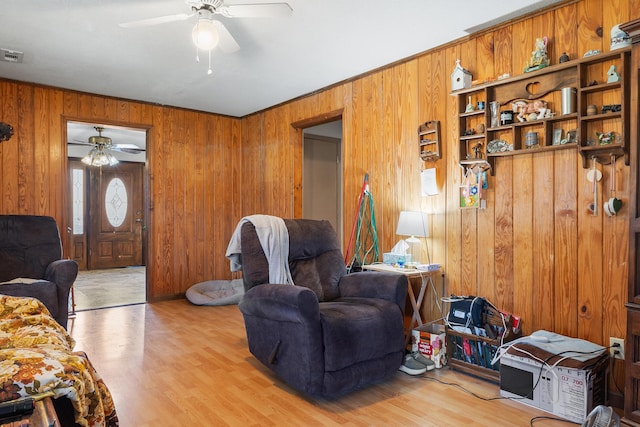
[88,127,112,147]
[187,0,224,12]
[88,135,112,146]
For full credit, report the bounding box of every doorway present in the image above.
[67,121,148,311]
[302,120,343,244]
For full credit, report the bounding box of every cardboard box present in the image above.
[382,253,412,265]
[411,323,446,368]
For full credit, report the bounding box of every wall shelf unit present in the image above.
[453,47,630,175]
[418,120,441,162]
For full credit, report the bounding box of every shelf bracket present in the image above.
[459,160,492,176]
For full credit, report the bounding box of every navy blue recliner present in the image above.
[0,215,77,329]
[238,218,407,398]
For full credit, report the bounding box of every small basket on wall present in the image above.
[0,122,14,142]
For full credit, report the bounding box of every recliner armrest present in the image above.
[44,259,78,329]
[239,284,320,323]
[338,272,407,312]
[45,260,78,290]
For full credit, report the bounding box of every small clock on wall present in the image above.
[0,122,13,142]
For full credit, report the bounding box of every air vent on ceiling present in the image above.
[1,49,24,64]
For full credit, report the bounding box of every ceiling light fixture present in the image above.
[192,9,220,50]
[81,147,119,167]
[192,8,219,75]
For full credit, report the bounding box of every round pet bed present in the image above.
[186,279,245,306]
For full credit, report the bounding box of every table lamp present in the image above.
[395,211,429,264]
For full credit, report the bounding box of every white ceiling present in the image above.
[0,0,563,119]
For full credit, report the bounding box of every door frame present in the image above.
[63,118,151,296]
[291,109,344,246]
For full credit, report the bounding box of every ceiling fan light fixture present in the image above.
[192,11,219,50]
[82,147,119,167]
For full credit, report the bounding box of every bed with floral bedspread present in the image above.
[0,295,118,427]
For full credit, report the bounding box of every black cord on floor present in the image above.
[422,375,503,401]
[530,415,578,426]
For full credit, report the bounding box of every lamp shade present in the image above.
[396,211,429,238]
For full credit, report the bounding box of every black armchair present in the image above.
[238,218,408,398]
[0,215,77,328]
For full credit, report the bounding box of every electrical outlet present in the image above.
[609,337,625,360]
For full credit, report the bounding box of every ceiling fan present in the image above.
[70,127,145,167]
[119,1,293,61]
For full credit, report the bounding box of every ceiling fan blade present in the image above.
[110,147,145,154]
[113,143,144,150]
[69,140,92,146]
[221,2,292,18]
[212,20,240,54]
[119,13,193,28]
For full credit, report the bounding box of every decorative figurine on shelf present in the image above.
[472,142,484,159]
[512,99,548,122]
[610,24,631,51]
[559,52,569,63]
[602,104,622,113]
[465,96,474,113]
[451,59,472,91]
[489,101,500,128]
[607,65,620,83]
[525,36,550,73]
[596,131,617,145]
[583,49,601,58]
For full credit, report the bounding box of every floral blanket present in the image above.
[0,295,118,427]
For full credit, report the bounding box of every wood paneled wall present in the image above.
[0,0,638,377]
[242,0,639,361]
[0,83,242,300]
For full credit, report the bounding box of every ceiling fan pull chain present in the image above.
[208,50,213,75]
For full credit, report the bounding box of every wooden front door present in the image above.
[88,163,144,269]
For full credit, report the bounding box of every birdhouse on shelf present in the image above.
[451,59,472,91]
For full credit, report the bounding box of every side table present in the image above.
[362,263,443,346]
[0,397,60,427]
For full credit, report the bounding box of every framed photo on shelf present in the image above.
[552,128,563,145]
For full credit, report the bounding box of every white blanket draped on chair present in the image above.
[226,214,294,285]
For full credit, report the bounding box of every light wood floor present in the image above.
[67,300,571,427]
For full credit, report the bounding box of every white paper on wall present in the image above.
[421,168,438,196]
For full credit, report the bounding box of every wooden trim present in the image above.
[290,109,343,129]
[620,19,640,43]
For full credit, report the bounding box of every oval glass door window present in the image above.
[105,178,128,228]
